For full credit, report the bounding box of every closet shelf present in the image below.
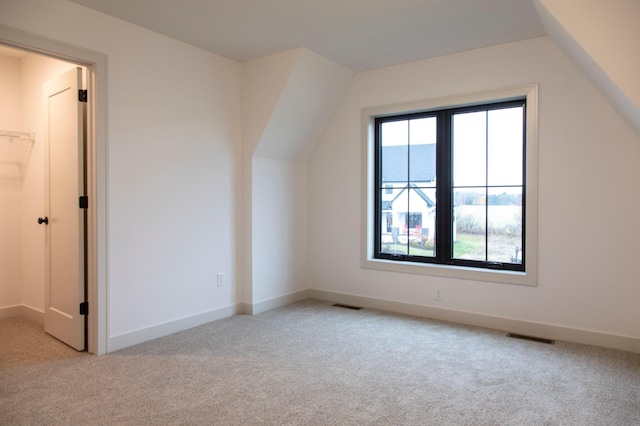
[0,130,35,164]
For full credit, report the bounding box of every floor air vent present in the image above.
[332,303,362,310]
[507,333,555,345]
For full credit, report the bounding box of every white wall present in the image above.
[0,54,22,311]
[0,181,21,309]
[0,54,21,129]
[309,36,640,341]
[252,157,308,304]
[0,0,242,349]
[240,49,301,307]
[106,35,240,338]
[242,48,351,310]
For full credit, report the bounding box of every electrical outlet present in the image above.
[435,288,443,301]
[217,272,224,287]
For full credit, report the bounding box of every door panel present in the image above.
[43,67,85,351]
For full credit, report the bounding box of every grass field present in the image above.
[381,205,522,263]
[381,232,521,263]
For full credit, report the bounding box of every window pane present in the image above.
[381,120,408,146]
[381,120,409,184]
[409,117,437,186]
[407,187,435,257]
[379,187,407,255]
[453,111,486,187]
[409,117,437,145]
[487,187,523,263]
[488,107,523,186]
[379,187,408,254]
[453,188,486,261]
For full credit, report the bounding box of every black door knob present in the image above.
[38,217,48,225]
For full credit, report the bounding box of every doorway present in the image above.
[0,25,107,354]
[0,46,87,350]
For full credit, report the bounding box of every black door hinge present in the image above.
[79,302,89,315]
[79,195,88,209]
[78,89,88,102]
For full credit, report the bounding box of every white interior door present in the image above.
[43,67,86,351]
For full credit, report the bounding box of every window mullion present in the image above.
[485,110,489,263]
[520,104,527,268]
[406,119,411,255]
[436,110,451,264]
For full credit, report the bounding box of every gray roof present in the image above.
[382,144,436,183]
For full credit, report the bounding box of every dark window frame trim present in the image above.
[374,99,526,272]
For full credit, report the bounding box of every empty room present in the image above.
[1,0,639,424]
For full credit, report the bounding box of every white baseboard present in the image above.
[108,304,240,353]
[0,305,23,321]
[103,289,639,354]
[244,289,312,315]
[0,305,44,323]
[23,305,44,324]
[308,289,640,354]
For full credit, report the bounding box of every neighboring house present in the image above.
[380,144,436,245]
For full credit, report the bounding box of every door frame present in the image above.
[0,24,107,355]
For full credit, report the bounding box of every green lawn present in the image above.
[383,238,477,258]
[382,233,519,262]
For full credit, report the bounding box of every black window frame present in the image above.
[374,98,526,272]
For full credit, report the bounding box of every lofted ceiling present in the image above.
[68,0,546,71]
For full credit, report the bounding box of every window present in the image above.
[376,99,525,271]
[362,85,538,286]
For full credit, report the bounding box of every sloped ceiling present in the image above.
[533,0,640,137]
[241,48,302,158]
[68,0,546,72]
[242,48,353,162]
[65,0,640,141]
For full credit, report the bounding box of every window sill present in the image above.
[361,256,537,287]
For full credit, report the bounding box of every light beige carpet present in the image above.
[1,299,639,425]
